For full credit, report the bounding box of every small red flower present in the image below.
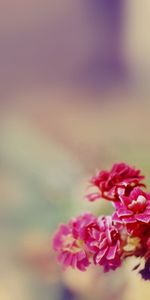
[52,213,96,271]
[87,162,145,202]
[113,188,150,226]
[52,162,150,280]
[85,216,123,272]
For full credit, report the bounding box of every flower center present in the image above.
[137,195,147,205]
[63,234,84,253]
[128,195,147,212]
[123,237,141,252]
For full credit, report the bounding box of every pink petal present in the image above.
[71,255,77,268]
[117,208,133,217]
[77,250,86,261]
[135,214,150,223]
[106,245,117,260]
[112,212,123,223]
[95,248,108,264]
[64,253,73,266]
[99,237,108,250]
[86,193,100,201]
[122,217,137,224]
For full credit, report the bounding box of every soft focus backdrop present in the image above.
[1,1,150,299]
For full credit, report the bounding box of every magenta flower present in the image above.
[87,162,144,202]
[52,162,150,280]
[52,213,96,271]
[113,188,150,226]
[85,216,122,272]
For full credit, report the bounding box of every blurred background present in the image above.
[0,1,150,299]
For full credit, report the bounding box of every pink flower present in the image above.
[113,188,150,227]
[52,162,150,280]
[87,162,144,202]
[52,213,96,271]
[85,216,122,272]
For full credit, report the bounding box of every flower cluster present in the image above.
[52,162,150,280]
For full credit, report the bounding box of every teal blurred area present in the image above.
[0,1,150,300]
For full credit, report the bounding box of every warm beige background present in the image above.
[0,1,150,300]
